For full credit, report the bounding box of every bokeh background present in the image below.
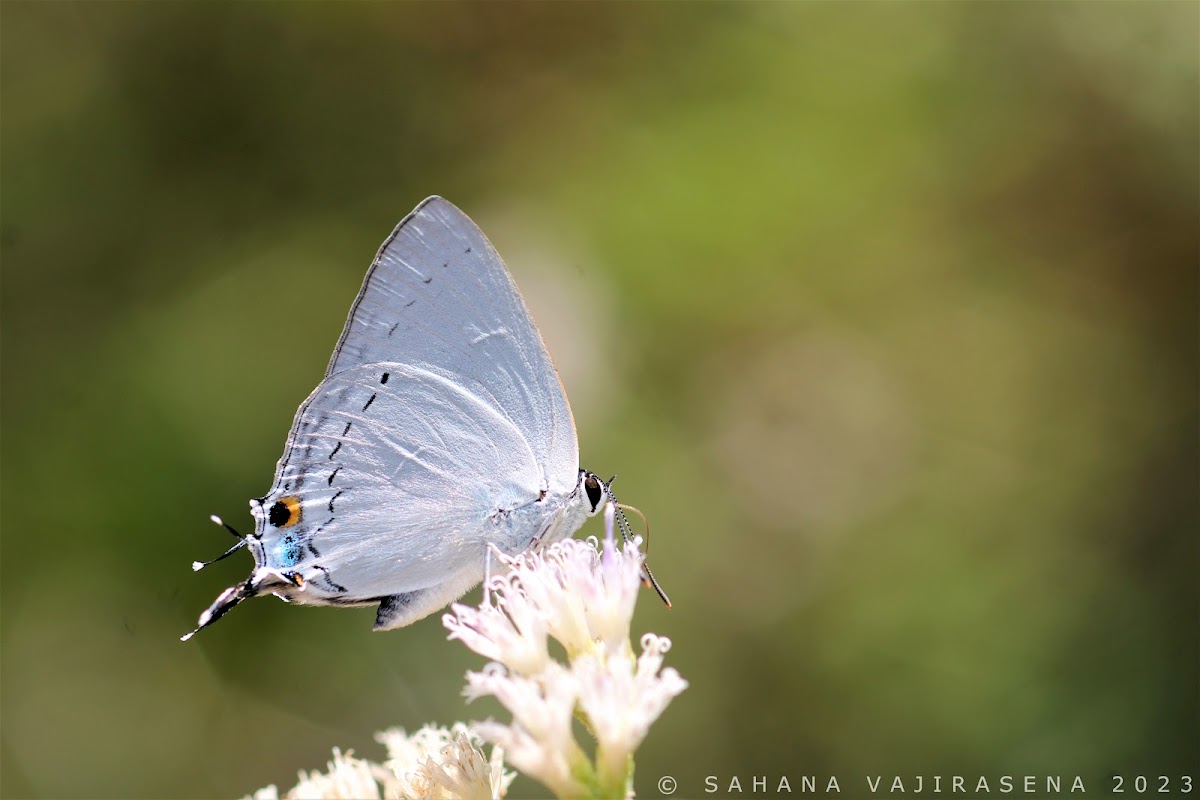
[2,3,1196,798]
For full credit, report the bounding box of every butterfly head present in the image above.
[582,471,607,516]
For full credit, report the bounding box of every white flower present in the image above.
[584,506,644,653]
[289,749,383,800]
[575,634,689,788]
[465,662,589,798]
[242,787,280,800]
[445,524,644,669]
[444,584,551,676]
[240,727,512,800]
[450,507,686,798]
[376,723,514,800]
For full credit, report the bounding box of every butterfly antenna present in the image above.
[603,483,672,609]
[212,514,245,539]
[639,561,671,608]
[191,539,247,572]
[191,515,248,571]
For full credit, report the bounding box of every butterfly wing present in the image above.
[321,196,578,487]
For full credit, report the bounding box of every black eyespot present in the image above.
[269,501,290,527]
[381,372,389,384]
[584,474,604,512]
[268,496,303,528]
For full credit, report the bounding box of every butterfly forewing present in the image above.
[320,197,578,489]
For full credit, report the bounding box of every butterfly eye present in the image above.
[268,496,303,528]
[583,474,605,515]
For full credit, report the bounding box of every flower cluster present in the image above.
[376,724,513,800]
[444,505,687,798]
[243,725,512,800]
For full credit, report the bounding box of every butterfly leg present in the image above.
[482,546,493,607]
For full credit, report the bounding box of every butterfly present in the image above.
[183,197,667,640]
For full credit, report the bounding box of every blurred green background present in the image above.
[2,3,1196,798]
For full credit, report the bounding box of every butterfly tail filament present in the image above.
[180,569,273,641]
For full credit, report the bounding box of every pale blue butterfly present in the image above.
[183,197,667,640]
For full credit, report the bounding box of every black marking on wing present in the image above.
[268,501,290,527]
[381,372,390,384]
[342,421,352,436]
[297,452,312,490]
[307,542,321,558]
[422,275,432,284]
[328,490,343,512]
[464,247,472,253]
[327,467,341,485]
[324,595,379,607]
[374,591,423,630]
[362,393,377,411]
[313,564,346,593]
[329,442,342,459]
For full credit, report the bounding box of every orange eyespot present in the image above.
[268,495,303,528]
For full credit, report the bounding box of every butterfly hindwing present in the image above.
[255,361,548,605]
